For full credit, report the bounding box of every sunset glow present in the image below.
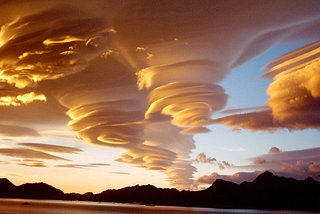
[0,0,319,194]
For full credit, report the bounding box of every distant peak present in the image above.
[253,171,275,183]
[262,170,274,176]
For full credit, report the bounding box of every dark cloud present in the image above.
[19,143,83,154]
[0,125,39,137]
[253,159,267,165]
[109,172,130,175]
[55,163,109,169]
[269,147,281,153]
[88,163,110,167]
[0,148,69,161]
[196,171,260,185]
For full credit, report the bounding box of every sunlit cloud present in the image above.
[0,161,9,165]
[193,153,232,170]
[0,92,46,106]
[265,41,320,130]
[193,153,216,164]
[0,1,319,190]
[55,164,94,169]
[213,41,320,132]
[0,6,115,89]
[19,159,46,167]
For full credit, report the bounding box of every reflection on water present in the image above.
[0,199,317,214]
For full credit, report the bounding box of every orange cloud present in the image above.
[0,92,46,106]
[19,159,46,167]
[266,41,320,130]
[213,41,320,132]
[1,1,320,190]
[0,6,115,89]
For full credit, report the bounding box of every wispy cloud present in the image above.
[55,163,110,169]
[19,143,83,154]
[0,125,40,137]
[19,159,46,167]
[0,148,69,161]
[109,172,130,175]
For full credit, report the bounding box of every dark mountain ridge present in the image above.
[1,171,319,210]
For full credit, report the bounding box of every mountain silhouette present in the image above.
[0,178,64,200]
[1,171,319,210]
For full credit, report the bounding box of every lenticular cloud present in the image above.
[0,6,114,89]
[1,0,320,190]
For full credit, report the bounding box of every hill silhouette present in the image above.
[1,171,319,210]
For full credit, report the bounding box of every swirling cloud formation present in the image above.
[1,0,320,190]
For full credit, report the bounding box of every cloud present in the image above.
[247,147,320,181]
[196,171,260,185]
[269,147,281,153]
[0,148,69,161]
[193,153,216,164]
[193,153,232,170]
[88,163,110,167]
[219,147,245,152]
[0,125,40,137]
[19,143,83,154]
[213,41,320,132]
[212,110,282,132]
[19,159,46,167]
[249,147,320,164]
[55,164,90,169]
[220,106,269,115]
[109,172,130,175]
[0,6,115,89]
[55,163,110,169]
[1,1,320,190]
[0,161,9,165]
[253,159,267,165]
[0,92,46,106]
[265,41,320,130]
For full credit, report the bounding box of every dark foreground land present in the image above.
[1,171,319,210]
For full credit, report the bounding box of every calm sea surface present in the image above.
[0,199,318,214]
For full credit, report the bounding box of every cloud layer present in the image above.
[0,1,320,189]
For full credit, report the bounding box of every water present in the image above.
[0,199,318,214]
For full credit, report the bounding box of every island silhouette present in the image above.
[1,171,319,210]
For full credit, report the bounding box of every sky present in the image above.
[0,0,319,194]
